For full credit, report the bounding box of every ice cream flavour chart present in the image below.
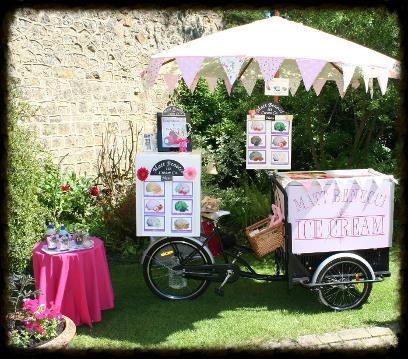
[246,102,292,170]
[135,152,201,236]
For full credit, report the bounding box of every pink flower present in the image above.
[23,298,39,313]
[35,312,45,320]
[183,167,197,181]
[25,319,33,332]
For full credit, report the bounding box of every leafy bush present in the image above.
[38,162,102,233]
[7,85,50,273]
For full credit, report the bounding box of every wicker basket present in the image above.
[245,217,284,257]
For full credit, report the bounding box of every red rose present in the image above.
[60,185,70,191]
[89,186,99,196]
[137,167,149,181]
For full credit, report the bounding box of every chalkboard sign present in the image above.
[157,105,192,152]
[256,102,285,120]
[150,159,184,176]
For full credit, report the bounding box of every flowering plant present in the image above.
[137,167,149,181]
[8,298,64,348]
[89,186,99,197]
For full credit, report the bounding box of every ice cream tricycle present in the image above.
[138,148,395,310]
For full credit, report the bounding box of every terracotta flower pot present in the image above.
[36,315,76,349]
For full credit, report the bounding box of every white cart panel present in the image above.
[136,152,201,237]
[274,169,395,254]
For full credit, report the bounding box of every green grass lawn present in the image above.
[70,246,400,350]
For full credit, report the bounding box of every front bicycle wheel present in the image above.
[316,257,373,311]
[143,237,213,300]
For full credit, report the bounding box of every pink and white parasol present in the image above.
[144,16,400,96]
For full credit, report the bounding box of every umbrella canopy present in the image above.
[144,15,400,97]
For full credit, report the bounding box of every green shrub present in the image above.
[38,163,102,233]
[7,86,49,273]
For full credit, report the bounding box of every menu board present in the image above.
[135,152,201,237]
[246,113,293,170]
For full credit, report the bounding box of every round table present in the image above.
[32,237,114,327]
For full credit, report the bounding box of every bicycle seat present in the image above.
[201,210,231,221]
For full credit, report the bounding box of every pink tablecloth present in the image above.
[32,237,114,327]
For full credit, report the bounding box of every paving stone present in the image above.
[360,336,389,349]
[367,326,394,337]
[317,332,343,344]
[337,328,371,341]
[380,335,398,347]
[278,339,299,349]
[297,334,322,347]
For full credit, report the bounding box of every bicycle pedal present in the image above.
[214,287,224,296]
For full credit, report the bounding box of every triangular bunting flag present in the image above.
[377,68,389,95]
[313,78,327,96]
[190,75,200,92]
[241,76,257,96]
[351,79,360,89]
[224,77,232,96]
[372,175,384,188]
[219,56,246,86]
[163,74,180,93]
[355,177,368,190]
[296,59,327,91]
[301,179,315,192]
[146,57,167,87]
[176,56,205,88]
[289,78,301,96]
[255,57,284,84]
[206,76,218,93]
[316,178,327,190]
[335,178,349,195]
[369,78,374,98]
[341,64,356,92]
[362,66,371,92]
[335,79,345,98]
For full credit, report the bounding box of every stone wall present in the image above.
[7,8,222,174]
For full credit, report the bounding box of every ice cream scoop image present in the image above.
[145,199,163,212]
[174,218,190,229]
[175,183,190,195]
[250,121,264,131]
[146,217,161,228]
[272,136,287,147]
[250,136,262,146]
[249,151,264,161]
[146,182,163,194]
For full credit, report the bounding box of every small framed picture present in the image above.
[157,106,192,152]
[143,133,157,151]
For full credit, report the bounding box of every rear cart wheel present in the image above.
[143,237,213,300]
[316,257,373,311]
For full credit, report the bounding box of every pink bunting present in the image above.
[224,77,232,96]
[205,76,218,92]
[190,75,200,92]
[351,79,360,89]
[313,78,327,96]
[176,56,205,88]
[296,59,327,91]
[146,57,167,87]
[255,57,284,84]
[301,179,314,192]
[241,76,257,96]
[219,56,246,86]
[163,74,180,93]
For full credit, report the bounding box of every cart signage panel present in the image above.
[135,152,201,236]
[274,169,395,254]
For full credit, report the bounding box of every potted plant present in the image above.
[7,273,76,349]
